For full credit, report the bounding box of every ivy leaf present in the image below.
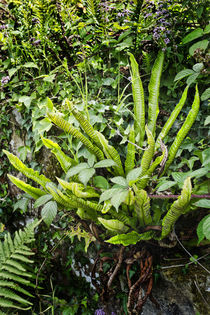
[34,194,53,208]
[78,168,95,186]
[41,201,57,227]
[94,159,117,168]
[110,176,128,187]
[111,189,129,211]
[93,176,109,189]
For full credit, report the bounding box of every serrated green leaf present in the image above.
[99,188,122,203]
[193,63,204,72]
[67,163,88,177]
[157,181,176,192]
[204,24,210,34]
[174,69,195,81]
[41,201,57,227]
[189,40,209,56]
[34,194,52,208]
[93,176,109,189]
[94,159,117,168]
[126,167,142,185]
[110,176,128,187]
[78,168,95,186]
[197,214,210,244]
[182,28,203,44]
[194,199,210,209]
[201,88,210,101]
[111,189,129,211]
[186,72,199,85]
[203,216,210,240]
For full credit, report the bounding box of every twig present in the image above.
[107,123,148,151]
[173,228,210,274]
[161,254,210,270]
[148,194,210,199]
[107,246,124,289]
[194,275,210,308]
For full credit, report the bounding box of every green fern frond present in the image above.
[138,126,155,177]
[161,177,192,238]
[66,99,103,150]
[95,131,124,176]
[7,175,46,200]
[42,137,74,173]
[133,187,152,226]
[148,50,164,136]
[162,86,200,175]
[128,53,145,147]
[137,153,164,189]
[125,126,136,175]
[57,178,99,198]
[47,112,104,160]
[3,150,51,189]
[0,220,39,312]
[106,230,156,246]
[142,50,152,74]
[155,86,189,149]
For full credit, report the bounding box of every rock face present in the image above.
[142,276,195,315]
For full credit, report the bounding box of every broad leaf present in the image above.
[67,163,88,177]
[94,159,117,168]
[182,28,203,44]
[189,40,209,56]
[99,188,122,203]
[93,176,109,189]
[78,168,95,186]
[106,231,155,246]
[111,189,129,211]
[126,167,142,185]
[156,181,176,192]
[174,69,194,81]
[110,176,128,187]
[194,199,210,209]
[41,201,57,227]
[98,218,129,233]
[34,194,52,208]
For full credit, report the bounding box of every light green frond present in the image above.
[57,178,99,198]
[98,218,129,234]
[137,153,164,189]
[148,50,164,136]
[95,131,124,176]
[161,177,192,238]
[0,221,39,311]
[133,187,152,226]
[3,150,51,189]
[128,53,145,147]
[140,126,155,176]
[76,208,98,221]
[125,126,136,174]
[42,137,74,173]
[7,175,46,200]
[162,86,200,175]
[66,99,103,150]
[106,230,156,246]
[155,86,189,149]
[47,112,104,160]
